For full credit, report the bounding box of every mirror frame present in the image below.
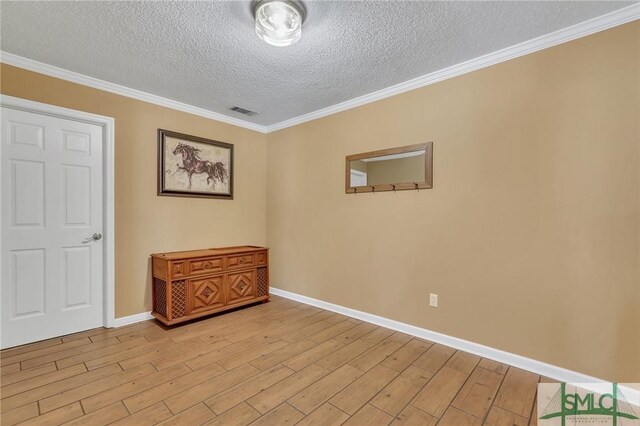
[345,142,433,194]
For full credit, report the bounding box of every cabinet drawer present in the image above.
[227,254,255,270]
[189,275,224,314]
[255,251,268,265]
[190,257,224,276]
[226,270,256,305]
[170,262,188,279]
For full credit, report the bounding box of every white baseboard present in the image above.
[270,287,605,385]
[110,311,154,328]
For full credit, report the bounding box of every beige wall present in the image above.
[0,64,268,317]
[267,22,640,382]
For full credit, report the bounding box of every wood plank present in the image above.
[118,338,206,370]
[218,339,288,370]
[151,339,232,370]
[438,406,482,426]
[55,337,150,369]
[0,363,122,413]
[493,367,539,417]
[1,362,57,387]
[0,403,39,426]
[370,365,432,416]
[39,363,157,413]
[24,402,84,425]
[343,403,394,426]
[64,402,130,426]
[84,338,172,370]
[411,366,469,417]
[451,366,504,419]
[308,320,360,344]
[362,327,395,344]
[251,403,305,426]
[283,339,344,371]
[280,316,343,343]
[80,362,192,413]
[314,339,375,371]
[122,364,228,413]
[478,358,509,375]
[382,339,432,372]
[155,403,216,426]
[0,363,20,376]
[202,402,260,426]
[161,364,258,414]
[295,403,349,426]
[1,364,84,396]
[445,351,481,374]
[0,338,62,358]
[333,322,378,344]
[250,339,316,371]
[247,364,329,414]
[185,336,278,371]
[288,364,364,414]
[330,364,399,415]
[484,405,529,425]
[1,338,91,367]
[61,327,113,343]
[412,343,456,377]
[21,337,122,369]
[205,365,295,414]
[386,332,414,345]
[347,338,406,372]
[109,401,172,426]
[90,321,158,343]
[391,404,438,425]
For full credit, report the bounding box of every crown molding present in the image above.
[0,52,268,134]
[265,4,640,133]
[1,5,637,135]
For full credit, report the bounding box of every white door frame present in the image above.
[0,94,117,329]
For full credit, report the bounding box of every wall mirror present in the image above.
[345,142,433,193]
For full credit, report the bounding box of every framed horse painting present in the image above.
[158,129,233,199]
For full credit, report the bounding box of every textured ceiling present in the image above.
[0,1,634,126]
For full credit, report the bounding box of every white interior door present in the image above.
[1,106,104,348]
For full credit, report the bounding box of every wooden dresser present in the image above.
[151,246,269,325]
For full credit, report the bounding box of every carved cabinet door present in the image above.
[226,270,256,305]
[189,275,224,314]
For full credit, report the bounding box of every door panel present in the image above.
[226,270,256,305]
[1,106,104,348]
[10,249,46,317]
[189,275,224,314]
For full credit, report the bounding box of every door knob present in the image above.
[83,233,102,243]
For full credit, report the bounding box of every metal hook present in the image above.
[353,187,357,194]
[414,182,419,190]
[391,184,396,191]
[371,185,375,193]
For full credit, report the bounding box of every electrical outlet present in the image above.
[429,293,439,307]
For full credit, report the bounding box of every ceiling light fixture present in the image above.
[252,0,306,47]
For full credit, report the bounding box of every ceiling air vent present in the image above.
[230,106,258,116]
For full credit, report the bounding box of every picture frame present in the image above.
[157,129,234,199]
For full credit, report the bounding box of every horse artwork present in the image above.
[158,129,233,199]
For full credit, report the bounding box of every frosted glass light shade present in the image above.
[253,0,305,47]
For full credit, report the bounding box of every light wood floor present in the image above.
[1,296,552,425]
